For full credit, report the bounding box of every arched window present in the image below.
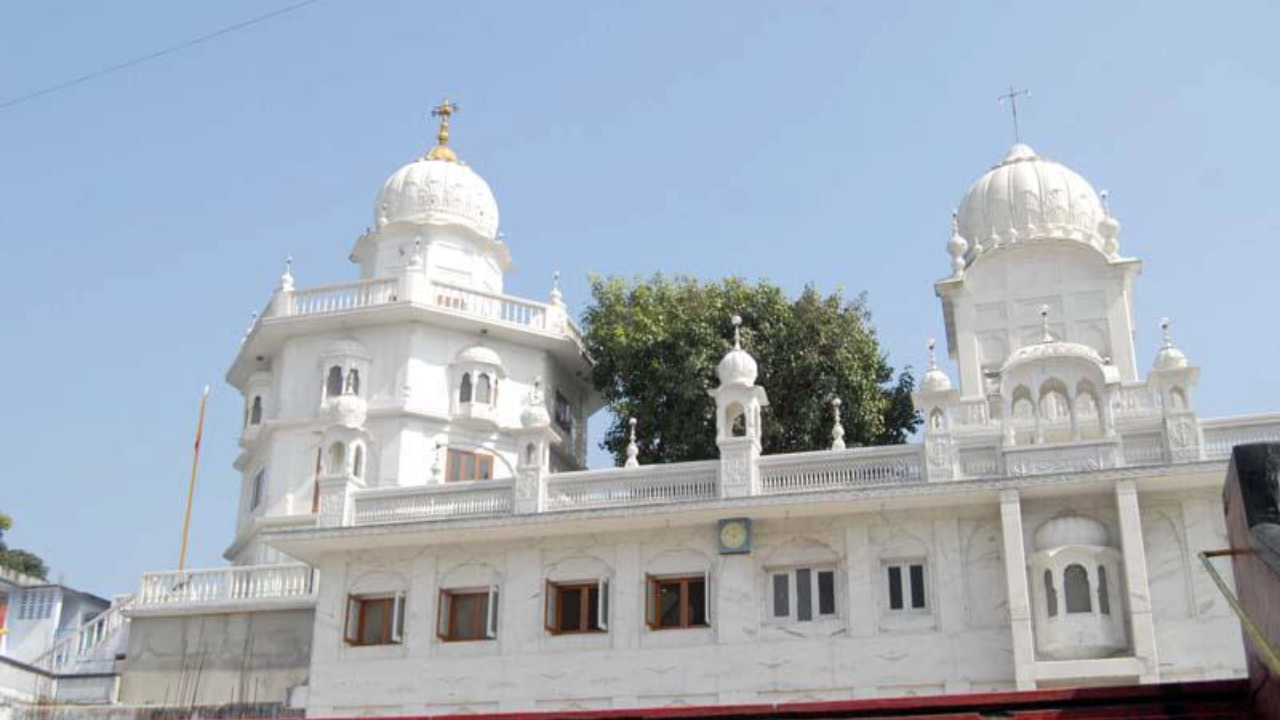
[726,403,746,437]
[1170,387,1188,410]
[328,442,347,476]
[1064,564,1092,614]
[250,396,263,425]
[353,445,365,478]
[459,373,473,403]
[1097,565,1110,615]
[525,443,536,466]
[475,374,492,404]
[345,368,361,396]
[326,366,345,397]
[1044,569,1058,618]
[929,408,946,431]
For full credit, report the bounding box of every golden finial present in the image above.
[425,97,460,162]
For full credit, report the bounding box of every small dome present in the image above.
[375,157,499,240]
[1153,319,1188,371]
[717,347,758,387]
[1034,514,1110,551]
[921,367,952,393]
[456,344,504,369]
[956,144,1113,263]
[1154,346,1188,371]
[1002,339,1105,375]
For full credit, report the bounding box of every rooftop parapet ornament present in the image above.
[947,210,968,278]
[830,397,846,451]
[1039,305,1053,343]
[625,417,640,468]
[278,256,295,292]
[550,270,564,306]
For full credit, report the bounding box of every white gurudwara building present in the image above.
[31,102,1280,717]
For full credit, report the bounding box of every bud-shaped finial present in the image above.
[947,209,969,278]
[550,270,564,306]
[1160,317,1173,349]
[1100,189,1112,218]
[279,256,295,292]
[830,396,846,451]
[1039,304,1052,343]
[731,314,743,350]
[927,338,938,371]
[624,417,640,468]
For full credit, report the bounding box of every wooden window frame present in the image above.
[445,449,495,482]
[544,579,608,635]
[645,573,710,630]
[436,587,498,642]
[343,593,405,647]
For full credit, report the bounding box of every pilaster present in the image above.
[845,520,876,638]
[717,437,760,498]
[1115,480,1160,683]
[999,489,1036,690]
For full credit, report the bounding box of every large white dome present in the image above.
[956,144,1117,264]
[375,157,500,241]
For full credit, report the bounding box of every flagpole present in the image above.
[178,385,211,573]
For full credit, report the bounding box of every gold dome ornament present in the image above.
[424,97,460,163]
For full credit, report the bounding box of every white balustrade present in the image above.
[352,480,514,525]
[432,282,549,330]
[1121,432,1166,466]
[289,278,398,317]
[135,563,315,609]
[1112,384,1162,420]
[759,446,924,494]
[952,400,999,432]
[957,445,1001,478]
[1201,415,1280,460]
[545,462,719,511]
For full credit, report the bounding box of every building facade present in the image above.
[94,108,1280,716]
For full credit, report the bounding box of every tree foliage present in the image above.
[0,510,48,580]
[582,275,918,466]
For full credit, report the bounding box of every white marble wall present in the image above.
[304,507,1015,717]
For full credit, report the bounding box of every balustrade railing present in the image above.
[35,600,130,674]
[289,278,398,316]
[1201,415,1280,460]
[759,446,924,494]
[1122,432,1166,466]
[545,462,719,511]
[352,480,514,525]
[957,445,1001,478]
[432,282,550,330]
[1112,384,1162,420]
[136,563,315,609]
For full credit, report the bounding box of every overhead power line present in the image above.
[0,0,325,112]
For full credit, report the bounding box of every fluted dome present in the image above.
[717,347,758,387]
[375,157,499,240]
[1154,345,1188,371]
[1034,515,1110,551]
[921,366,952,393]
[956,144,1114,263]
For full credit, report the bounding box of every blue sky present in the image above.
[2,1,1277,598]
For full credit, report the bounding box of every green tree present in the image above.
[582,275,918,466]
[0,510,49,580]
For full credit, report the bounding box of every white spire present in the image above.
[830,397,846,451]
[731,314,743,349]
[920,338,953,393]
[278,256,295,292]
[624,417,640,468]
[947,210,968,278]
[1154,316,1189,370]
[550,270,564,306]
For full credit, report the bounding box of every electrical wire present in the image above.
[0,0,326,111]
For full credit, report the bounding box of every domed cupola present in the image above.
[717,318,759,388]
[956,144,1116,264]
[373,99,500,241]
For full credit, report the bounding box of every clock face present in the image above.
[718,518,751,553]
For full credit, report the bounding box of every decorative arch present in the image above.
[726,402,746,437]
[475,373,492,404]
[1044,569,1058,617]
[326,366,344,397]
[249,396,263,425]
[1064,564,1092,614]
[459,373,473,403]
[328,441,347,475]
